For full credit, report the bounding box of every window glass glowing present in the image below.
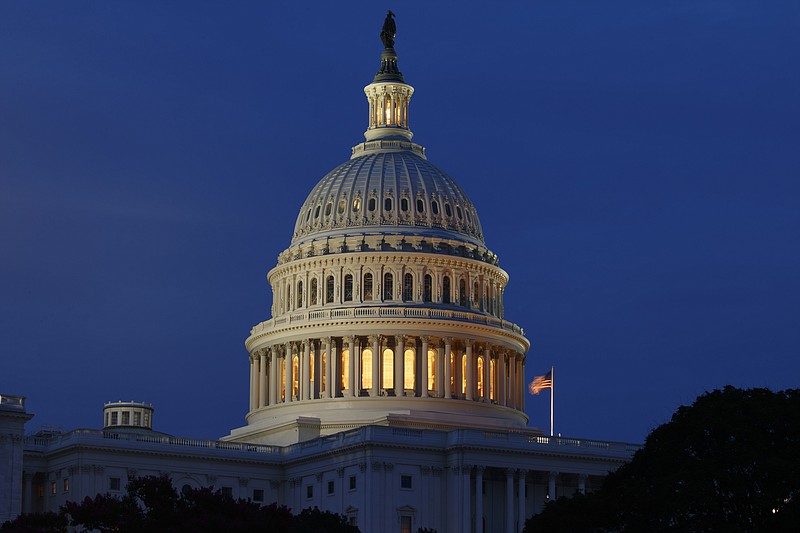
[404,349,415,389]
[353,197,361,211]
[341,348,349,390]
[361,348,373,389]
[382,348,393,389]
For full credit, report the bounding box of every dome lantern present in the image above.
[364,11,414,142]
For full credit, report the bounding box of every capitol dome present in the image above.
[226,18,532,446]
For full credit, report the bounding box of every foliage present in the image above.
[524,386,800,532]
[0,512,67,533]
[2,474,358,533]
[417,528,439,533]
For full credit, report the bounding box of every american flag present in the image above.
[529,370,553,395]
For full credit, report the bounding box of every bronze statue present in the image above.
[380,10,396,48]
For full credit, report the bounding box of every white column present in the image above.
[517,469,527,532]
[371,335,380,397]
[518,356,525,412]
[475,466,484,533]
[269,347,278,405]
[483,346,491,403]
[329,337,338,398]
[285,342,293,402]
[346,336,356,397]
[443,337,452,399]
[465,340,474,401]
[421,336,429,398]
[259,350,267,408]
[394,335,404,396]
[354,337,362,396]
[462,466,471,532]
[548,471,557,502]
[322,338,331,399]
[498,350,507,407]
[249,355,256,411]
[508,353,516,409]
[304,341,312,400]
[505,469,514,533]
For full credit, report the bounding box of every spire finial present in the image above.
[380,10,396,49]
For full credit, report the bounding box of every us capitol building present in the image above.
[1,16,638,533]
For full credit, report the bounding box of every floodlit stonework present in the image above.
[2,19,640,533]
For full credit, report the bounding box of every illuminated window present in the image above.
[311,278,318,305]
[63,478,69,493]
[382,348,394,389]
[477,356,485,398]
[344,274,353,302]
[50,481,56,495]
[383,273,393,300]
[338,199,345,214]
[416,198,425,213]
[292,356,299,398]
[361,348,373,389]
[363,273,373,301]
[297,280,303,308]
[321,351,327,394]
[326,275,335,304]
[384,198,392,211]
[427,348,437,391]
[462,354,467,394]
[400,516,412,533]
[401,198,409,211]
[442,276,451,304]
[341,348,350,390]
[490,359,496,401]
[459,279,467,307]
[403,273,413,301]
[450,353,456,395]
[404,349,415,390]
[353,197,361,211]
[281,359,286,400]
[423,274,432,302]
[309,352,315,389]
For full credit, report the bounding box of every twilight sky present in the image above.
[1,1,798,444]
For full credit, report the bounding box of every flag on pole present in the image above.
[529,370,553,395]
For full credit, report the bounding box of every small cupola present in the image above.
[103,400,154,430]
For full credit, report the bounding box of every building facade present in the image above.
[1,17,638,533]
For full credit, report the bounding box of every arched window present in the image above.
[383,273,393,301]
[456,205,463,219]
[344,274,353,302]
[416,199,425,213]
[314,205,321,218]
[423,274,432,302]
[473,282,480,308]
[341,348,349,390]
[325,202,332,216]
[401,198,409,212]
[404,349,415,390]
[432,201,439,215]
[353,197,361,211]
[382,348,393,390]
[459,279,467,307]
[403,273,413,302]
[326,275,335,304]
[338,199,345,214]
[427,348,437,391]
[310,278,318,305]
[368,197,376,211]
[297,280,303,308]
[363,273,373,301]
[361,348,373,389]
[384,198,392,211]
[445,203,452,217]
[442,275,451,304]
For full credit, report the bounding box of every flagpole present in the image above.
[550,366,554,437]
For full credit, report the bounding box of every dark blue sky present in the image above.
[2,1,798,444]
